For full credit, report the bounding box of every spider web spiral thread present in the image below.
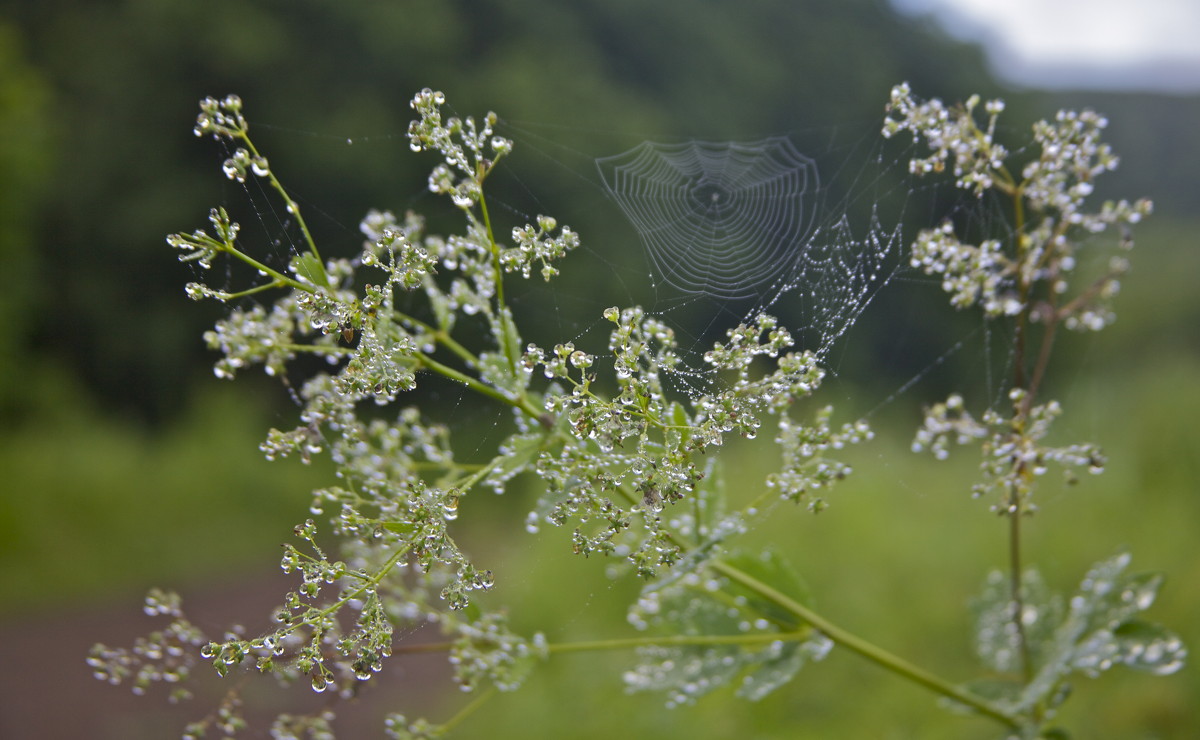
[596,137,818,302]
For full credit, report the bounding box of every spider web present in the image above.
[220,114,918,391]
[596,137,818,302]
[590,134,905,362]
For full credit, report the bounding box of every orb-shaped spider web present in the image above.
[596,137,819,301]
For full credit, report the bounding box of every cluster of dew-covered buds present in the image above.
[505,214,582,281]
[885,83,1153,334]
[193,94,247,139]
[882,82,1008,194]
[408,87,513,207]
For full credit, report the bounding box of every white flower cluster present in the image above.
[506,214,581,281]
[883,82,1007,194]
[910,223,1018,316]
[408,88,512,207]
[193,94,247,139]
[886,83,1152,333]
[914,389,1104,513]
[94,83,1184,739]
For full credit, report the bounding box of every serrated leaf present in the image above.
[736,642,804,700]
[983,552,1189,714]
[669,401,690,428]
[497,306,521,368]
[1074,619,1186,677]
[477,351,525,395]
[736,634,832,701]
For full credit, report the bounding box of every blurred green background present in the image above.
[1,1,1196,737]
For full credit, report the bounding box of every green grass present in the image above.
[0,368,328,614]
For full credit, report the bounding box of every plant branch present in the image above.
[223,243,315,294]
[1009,504,1033,683]
[415,351,544,421]
[393,629,815,658]
[237,131,329,288]
[709,559,1022,730]
[439,686,497,735]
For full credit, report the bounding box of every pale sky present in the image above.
[890,0,1200,92]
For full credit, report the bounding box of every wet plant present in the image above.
[89,86,1185,738]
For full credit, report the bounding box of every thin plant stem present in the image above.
[439,686,498,735]
[416,351,544,421]
[709,560,1023,730]
[237,131,328,287]
[1010,506,1033,683]
[1007,187,1033,683]
[393,630,815,657]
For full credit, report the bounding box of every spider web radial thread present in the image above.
[596,137,818,302]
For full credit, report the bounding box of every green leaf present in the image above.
[735,641,804,701]
[477,351,527,395]
[497,306,521,367]
[293,252,330,288]
[970,552,1188,716]
[669,401,690,428]
[485,429,547,491]
[1086,619,1186,676]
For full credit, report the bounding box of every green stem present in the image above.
[708,560,1022,730]
[431,328,482,369]
[439,686,497,734]
[279,342,352,357]
[1010,504,1033,683]
[547,629,811,654]
[1007,188,1033,682]
[477,189,505,316]
[393,630,814,657]
[389,309,483,370]
[476,189,524,377]
[416,351,544,421]
[237,132,329,288]
[274,545,409,645]
[224,243,314,294]
[573,475,1017,726]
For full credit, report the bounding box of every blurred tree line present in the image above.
[1,0,1195,425]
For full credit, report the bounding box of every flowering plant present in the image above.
[89,85,1184,739]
